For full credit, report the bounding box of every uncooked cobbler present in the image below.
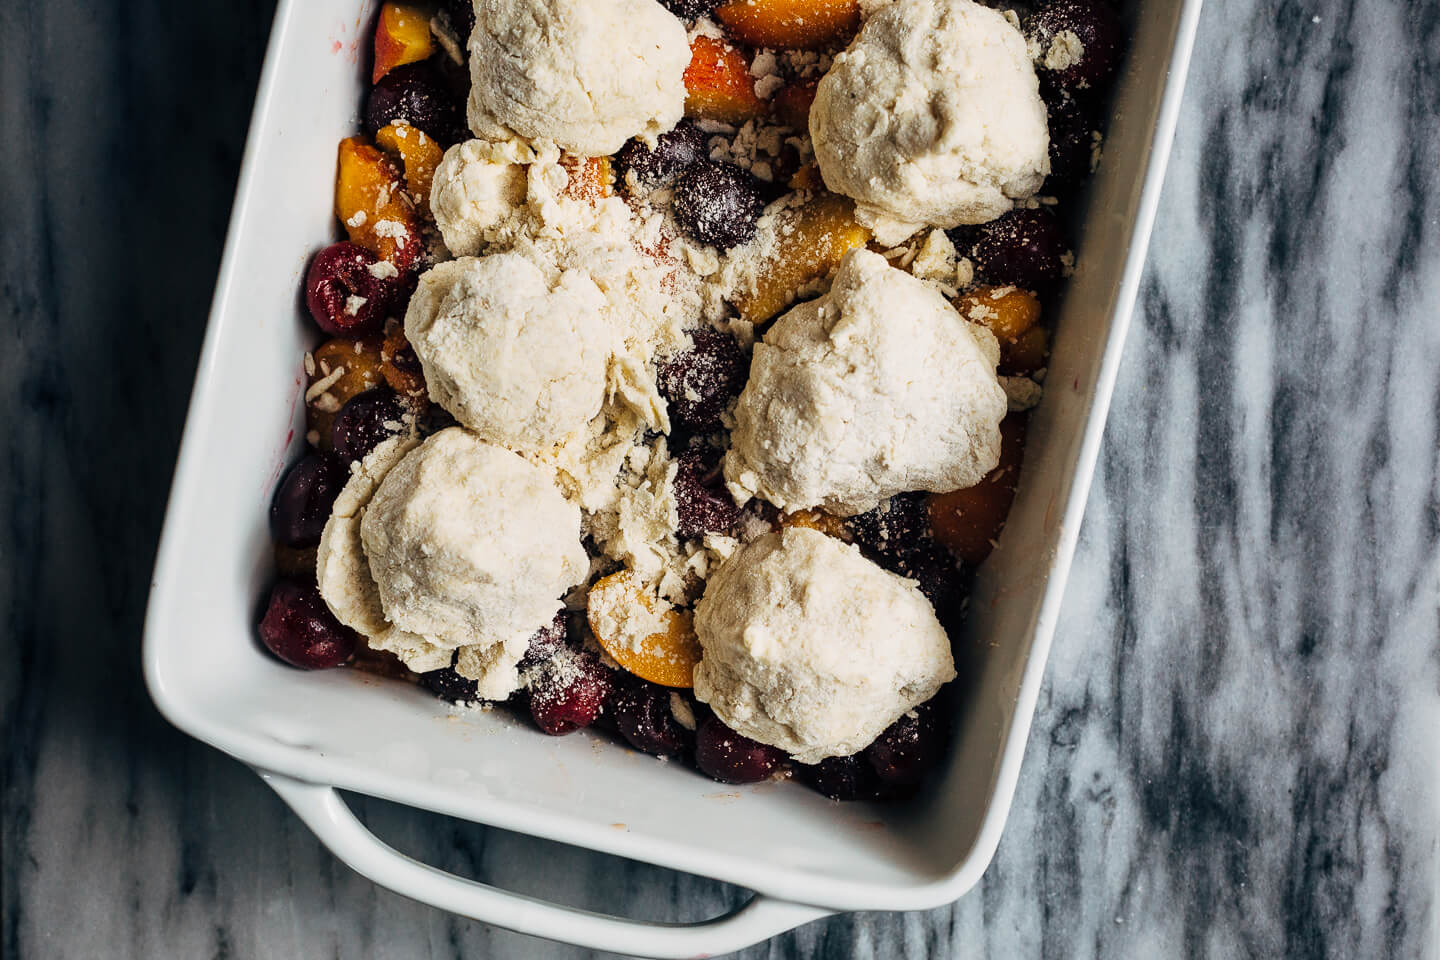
[259,0,1126,800]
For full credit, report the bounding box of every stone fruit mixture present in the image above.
[259,0,1124,801]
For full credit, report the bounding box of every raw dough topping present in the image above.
[404,254,612,453]
[809,0,1050,240]
[317,429,587,699]
[693,527,956,763]
[429,139,529,256]
[467,0,691,156]
[361,428,588,648]
[725,248,1007,516]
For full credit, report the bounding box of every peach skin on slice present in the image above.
[954,285,1042,343]
[929,413,1028,566]
[558,155,615,203]
[730,192,870,324]
[715,0,861,51]
[373,2,435,83]
[684,36,763,124]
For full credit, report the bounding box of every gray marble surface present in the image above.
[4,0,1438,957]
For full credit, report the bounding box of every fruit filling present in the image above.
[261,0,1127,801]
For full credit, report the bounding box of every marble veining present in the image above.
[2,0,1437,957]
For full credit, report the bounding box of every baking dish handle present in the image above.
[262,771,831,958]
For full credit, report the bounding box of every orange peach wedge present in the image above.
[375,123,444,215]
[558,155,615,203]
[731,192,870,324]
[684,36,763,124]
[715,0,861,51]
[335,137,422,271]
[929,413,1028,566]
[587,571,702,688]
[372,2,435,83]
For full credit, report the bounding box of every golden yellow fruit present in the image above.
[684,36,763,123]
[375,123,444,216]
[954,285,1042,343]
[587,571,702,688]
[928,414,1027,566]
[715,0,861,51]
[731,193,870,324]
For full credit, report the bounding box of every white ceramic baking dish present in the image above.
[143,1,1202,955]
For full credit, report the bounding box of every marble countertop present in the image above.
[3,0,1436,957]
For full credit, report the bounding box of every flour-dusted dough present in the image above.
[360,429,588,655]
[693,527,956,762]
[317,431,584,698]
[725,249,1007,516]
[405,254,612,454]
[467,0,691,156]
[810,0,1049,241]
[316,435,448,667]
[430,139,528,257]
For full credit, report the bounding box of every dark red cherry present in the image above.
[330,388,409,465]
[864,699,948,788]
[269,452,347,548]
[957,208,1068,292]
[518,612,568,670]
[658,0,719,21]
[304,242,401,337]
[526,648,614,735]
[420,663,482,703]
[1024,0,1125,96]
[798,754,877,801]
[258,578,359,669]
[849,492,930,562]
[672,448,740,539]
[616,121,709,191]
[1042,86,1097,189]
[364,62,466,146]
[611,678,692,759]
[695,714,785,784]
[656,328,748,436]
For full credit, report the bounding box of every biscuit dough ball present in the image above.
[430,139,527,257]
[810,0,1050,241]
[467,0,691,156]
[693,528,956,763]
[405,254,612,453]
[725,249,1007,516]
[360,429,589,651]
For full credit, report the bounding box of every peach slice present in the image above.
[380,325,429,407]
[335,137,422,271]
[954,285,1042,343]
[684,36,763,124]
[372,3,435,84]
[779,508,850,541]
[768,78,818,130]
[587,571,702,689]
[306,335,386,449]
[374,123,444,215]
[1000,325,1049,375]
[558,155,614,203]
[928,413,1028,566]
[715,0,861,51]
[731,192,870,324]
